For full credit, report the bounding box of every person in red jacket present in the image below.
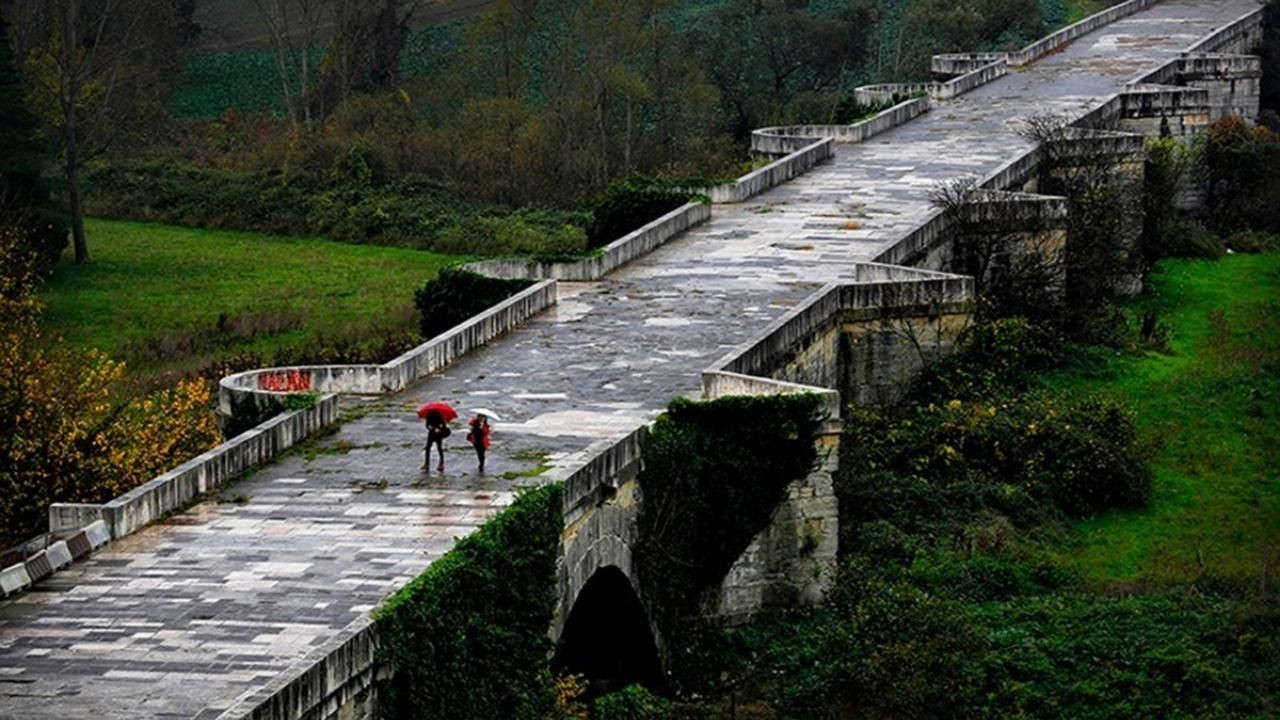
[466,414,491,473]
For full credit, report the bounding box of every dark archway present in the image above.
[552,565,664,697]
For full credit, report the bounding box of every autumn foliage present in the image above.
[0,227,219,546]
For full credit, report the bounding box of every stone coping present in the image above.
[751,97,930,155]
[220,279,558,412]
[707,139,834,201]
[1,521,109,598]
[1010,0,1166,66]
[462,201,710,280]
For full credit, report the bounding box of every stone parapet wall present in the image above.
[1186,6,1265,55]
[931,52,1008,79]
[751,97,930,155]
[215,617,379,720]
[710,140,834,198]
[50,395,342,541]
[1010,0,1165,66]
[463,203,710,280]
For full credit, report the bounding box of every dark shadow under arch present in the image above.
[552,565,664,696]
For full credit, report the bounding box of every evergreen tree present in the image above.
[0,9,66,275]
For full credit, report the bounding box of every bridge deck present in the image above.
[0,2,1256,717]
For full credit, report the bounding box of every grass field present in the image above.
[41,218,457,377]
[1047,253,1280,585]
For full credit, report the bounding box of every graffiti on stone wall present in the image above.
[258,370,312,392]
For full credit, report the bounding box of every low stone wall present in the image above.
[1185,6,1265,55]
[853,82,934,107]
[854,60,1006,105]
[215,617,379,720]
[0,522,107,598]
[751,97,930,156]
[931,60,1008,100]
[557,427,648,524]
[464,203,709,281]
[931,52,1007,79]
[50,395,342,541]
[379,279,557,390]
[709,140,833,200]
[219,280,558,421]
[1009,0,1164,66]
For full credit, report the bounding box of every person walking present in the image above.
[423,409,451,472]
[466,414,491,473]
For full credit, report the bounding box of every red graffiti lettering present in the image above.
[258,370,312,392]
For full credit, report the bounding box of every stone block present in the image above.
[0,563,32,597]
[84,520,110,550]
[24,551,53,583]
[66,530,92,559]
[45,541,72,571]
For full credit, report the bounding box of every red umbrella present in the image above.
[416,401,457,422]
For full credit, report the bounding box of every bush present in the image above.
[414,267,534,339]
[841,390,1151,541]
[83,159,591,255]
[592,685,673,720]
[433,215,588,258]
[909,317,1060,402]
[1162,218,1226,260]
[1204,116,1280,234]
[375,484,564,720]
[0,229,219,545]
[1225,229,1280,254]
[586,177,691,250]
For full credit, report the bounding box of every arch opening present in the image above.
[552,565,664,697]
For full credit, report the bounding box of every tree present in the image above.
[314,0,434,118]
[0,225,218,546]
[0,8,66,275]
[14,0,179,264]
[249,0,327,128]
[1019,114,1145,337]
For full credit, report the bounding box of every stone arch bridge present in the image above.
[0,1,1266,718]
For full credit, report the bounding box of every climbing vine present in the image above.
[633,395,822,685]
[374,483,564,720]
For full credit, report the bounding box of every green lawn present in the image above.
[42,218,457,376]
[1046,253,1280,585]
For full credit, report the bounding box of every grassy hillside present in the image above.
[1048,253,1280,585]
[41,218,456,377]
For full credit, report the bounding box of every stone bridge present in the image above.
[0,1,1266,718]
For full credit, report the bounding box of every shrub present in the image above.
[1225,229,1280,254]
[413,267,534,339]
[841,390,1151,540]
[1162,218,1226,260]
[1204,116,1280,234]
[592,685,673,720]
[83,159,592,255]
[375,484,564,720]
[586,177,691,250]
[909,316,1060,402]
[433,215,587,258]
[0,227,220,545]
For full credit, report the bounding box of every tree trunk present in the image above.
[67,160,88,264]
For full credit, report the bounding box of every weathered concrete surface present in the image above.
[0,1,1261,717]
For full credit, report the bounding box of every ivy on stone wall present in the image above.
[633,395,822,682]
[374,483,564,720]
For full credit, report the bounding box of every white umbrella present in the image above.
[470,408,503,422]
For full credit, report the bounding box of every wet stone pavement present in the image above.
[0,1,1259,717]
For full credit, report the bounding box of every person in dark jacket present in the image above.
[423,409,450,472]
